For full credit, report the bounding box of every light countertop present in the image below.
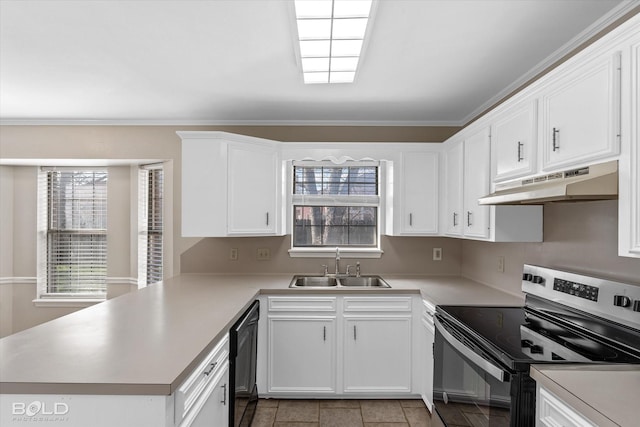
[531,364,640,427]
[0,273,523,396]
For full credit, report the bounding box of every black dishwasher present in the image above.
[229,300,259,427]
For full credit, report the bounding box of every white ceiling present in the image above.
[0,0,635,126]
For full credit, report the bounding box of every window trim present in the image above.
[288,159,384,258]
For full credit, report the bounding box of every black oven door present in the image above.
[433,316,534,427]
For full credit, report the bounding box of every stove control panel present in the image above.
[522,264,640,331]
[553,278,599,302]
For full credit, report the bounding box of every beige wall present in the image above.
[0,165,139,334]
[0,124,456,336]
[2,125,638,336]
[181,235,462,276]
[461,200,640,296]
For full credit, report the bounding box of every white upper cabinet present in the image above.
[386,150,439,236]
[619,20,640,258]
[491,100,537,182]
[462,127,492,239]
[227,143,280,235]
[540,50,621,171]
[179,131,283,237]
[443,127,542,242]
[443,140,464,236]
[443,127,491,240]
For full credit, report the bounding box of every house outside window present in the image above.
[38,168,108,299]
[291,161,380,251]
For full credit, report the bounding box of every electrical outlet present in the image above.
[257,248,270,260]
[497,256,505,273]
[433,248,442,261]
[229,248,238,261]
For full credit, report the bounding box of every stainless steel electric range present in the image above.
[433,264,640,427]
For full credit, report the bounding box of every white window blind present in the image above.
[44,169,108,297]
[138,165,163,287]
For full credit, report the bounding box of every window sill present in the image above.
[33,298,105,308]
[288,247,383,258]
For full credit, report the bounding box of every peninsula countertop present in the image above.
[0,273,523,396]
[531,364,640,427]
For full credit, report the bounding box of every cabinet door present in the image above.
[620,38,640,258]
[228,143,280,235]
[492,100,537,182]
[463,127,491,239]
[537,387,597,427]
[400,152,439,235]
[181,362,229,427]
[181,138,227,237]
[541,51,621,171]
[444,141,464,236]
[343,316,412,393]
[421,314,435,412]
[268,317,336,394]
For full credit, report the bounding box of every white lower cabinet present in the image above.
[537,386,596,427]
[420,300,435,412]
[263,295,418,398]
[179,362,229,427]
[268,316,337,394]
[343,316,412,393]
[175,335,230,427]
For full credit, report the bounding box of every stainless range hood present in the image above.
[478,160,618,205]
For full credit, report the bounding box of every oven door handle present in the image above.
[435,317,509,383]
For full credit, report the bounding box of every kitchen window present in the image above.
[291,161,381,256]
[37,168,108,301]
[138,164,163,287]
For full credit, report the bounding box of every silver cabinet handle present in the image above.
[353,325,357,341]
[552,128,560,152]
[517,141,523,162]
[323,326,326,341]
[467,211,472,227]
[221,383,227,405]
[409,213,413,227]
[203,362,217,376]
[453,212,458,227]
[266,212,269,226]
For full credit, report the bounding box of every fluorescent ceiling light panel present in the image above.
[294,0,373,84]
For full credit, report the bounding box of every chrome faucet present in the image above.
[335,248,340,276]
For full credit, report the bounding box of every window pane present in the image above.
[293,206,377,247]
[46,170,107,295]
[48,233,107,294]
[293,165,378,195]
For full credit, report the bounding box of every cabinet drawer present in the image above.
[343,296,412,312]
[538,387,596,427]
[175,334,229,424]
[268,296,337,312]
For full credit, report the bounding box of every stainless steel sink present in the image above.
[289,276,338,287]
[289,275,390,288]
[338,276,390,288]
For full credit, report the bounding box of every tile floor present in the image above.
[251,399,432,427]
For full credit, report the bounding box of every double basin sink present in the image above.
[290,275,391,288]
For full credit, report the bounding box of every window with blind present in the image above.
[138,165,163,287]
[292,162,379,247]
[43,169,108,297]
